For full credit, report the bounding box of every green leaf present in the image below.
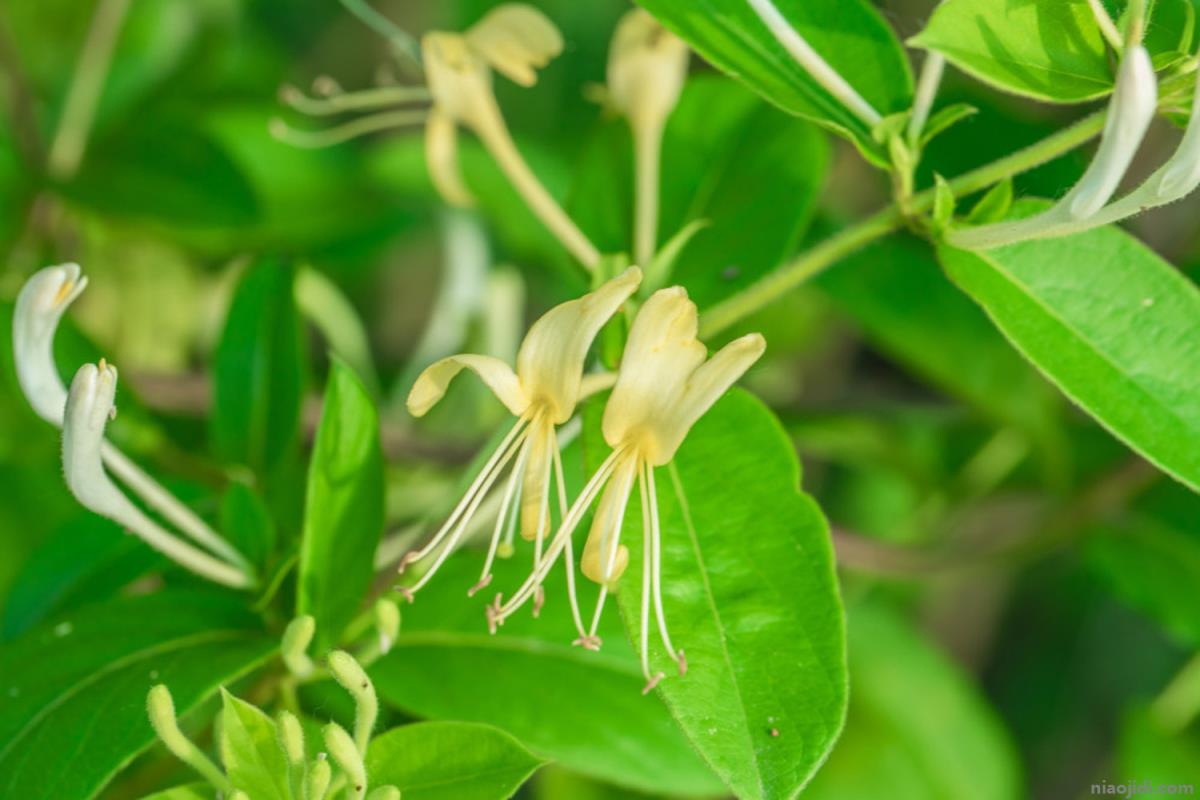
[297,360,385,649]
[136,785,216,800]
[220,482,275,572]
[366,722,545,800]
[1,514,158,640]
[371,553,725,796]
[0,591,273,799]
[583,389,847,799]
[803,603,1022,800]
[66,118,259,228]
[220,690,290,800]
[1117,707,1200,787]
[636,0,912,160]
[818,235,1059,439]
[937,217,1200,493]
[1085,483,1200,647]
[571,77,829,309]
[212,259,306,474]
[912,0,1112,103]
[919,103,979,149]
[966,179,1015,225]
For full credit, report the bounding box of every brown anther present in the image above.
[642,672,665,695]
[677,649,687,676]
[467,574,493,597]
[769,728,780,738]
[397,552,419,575]
[395,587,414,604]
[532,586,545,618]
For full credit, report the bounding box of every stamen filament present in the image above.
[472,428,534,594]
[401,416,529,573]
[553,437,589,639]
[585,458,637,641]
[280,84,431,116]
[638,465,664,692]
[491,447,627,627]
[270,110,428,149]
[402,422,531,598]
[633,118,664,267]
[649,463,684,673]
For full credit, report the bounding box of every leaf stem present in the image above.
[698,109,1107,337]
[47,0,131,180]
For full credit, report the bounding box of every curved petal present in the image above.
[407,353,527,418]
[601,287,705,456]
[516,266,642,423]
[13,264,88,425]
[607,9,689,129]
[425,109,475,207]
[465,4,563,87]
[62,362,124,518]
[422,32,494,126]
[648,333,766,465]
[581,455,637,587]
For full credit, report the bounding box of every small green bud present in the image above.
[329,650,378,753]
[145,684,231,792]
[368,787,401,800]
[281,615,316,677]
[375,598,400,655]
[325,723,367,798]
[306,756,332,800]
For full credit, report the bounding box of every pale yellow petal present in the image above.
[407,354,527,417]
[425,109,475,207]
[465,4,564,87]
[516,266,642,423]
[581,457,636,586]
[646,333,765,465]
[601,287,705,456]
[520,417,552,542]
[607,9,689,128]
[422,32,494,126]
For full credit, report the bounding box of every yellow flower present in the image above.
[420,6,600,268]
[399,267,643,613]
[489,287,765,692]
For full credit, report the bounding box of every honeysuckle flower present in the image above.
[399,267,643,619]
[606,9,689,267]
[421,5,601,268]
[489,287,765,692]
[62,361,250,588]
[14,265,251,574]
[949,44,1158,249]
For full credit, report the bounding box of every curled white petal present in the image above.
[13,263,87,425]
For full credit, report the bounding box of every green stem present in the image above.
[47,0,131,180]
[697,109,1107,338]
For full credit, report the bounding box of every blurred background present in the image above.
[2,0,1200,798]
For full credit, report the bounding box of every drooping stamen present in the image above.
[649,463,685,674]
[489,446,628,630]
[270,110,428,149]
[279,84,430,116]
[470,427,535,595]
[553,437,590,641]
[401,421,531,600]
[638,464,665,693]
[399,416,529,578]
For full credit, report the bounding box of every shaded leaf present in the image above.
[220,690,290,800]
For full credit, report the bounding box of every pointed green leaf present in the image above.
[584,389,847,799]
[366,722,545,800]
[636,0,911,160]
[938,216,1200,493]
[220,691,290,800]
[297,360,385,649]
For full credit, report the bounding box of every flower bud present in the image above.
[329,650,378,752]
[13,264,88,425]
[607,10,689,131]
[281,615,316,677]
[324,723,367,797]
[375,598,401,655]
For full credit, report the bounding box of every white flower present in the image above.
[489,287,765,692]
[400,268,643,621]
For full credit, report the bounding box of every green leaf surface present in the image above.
[583,389,847,799]
[136,785,216,800]
[803,603,1022,800]
[212,259,306,474]
[636,0,911,160]
[220,690,290,800]
[372,554,725,796]
[1117,707,1200,787]
[818,235,1059,438]
[297,360,384,649]
[66,118,259,228]
[912,0,1112,103]
[366,722,545,800]
[0,591,273,799]
[571,77,829,309]
[1,514,159,640]
[938,215,1200,493]
[220,482,275,572]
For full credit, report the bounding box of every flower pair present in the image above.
[403,268,765,691]
[14,265,255,588]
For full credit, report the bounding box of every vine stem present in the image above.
[698,109,1107,338]
[47,0,131,180]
